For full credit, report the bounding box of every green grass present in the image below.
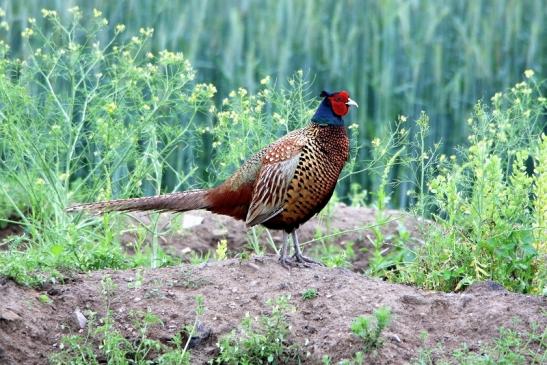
[0,1,544,206]
[350,307,392,354]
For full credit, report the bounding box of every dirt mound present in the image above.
[120,204,424,271]
[1,257,545,364]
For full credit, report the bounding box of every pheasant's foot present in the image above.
[278,255,312,269]
[292,252,324,266]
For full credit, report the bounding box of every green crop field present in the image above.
[0,1,545,364]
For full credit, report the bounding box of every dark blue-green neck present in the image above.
[311,97,344,126]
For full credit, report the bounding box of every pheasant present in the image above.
[68,90,358,266]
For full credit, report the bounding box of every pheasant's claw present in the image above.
[279,255,316,270]
[292,253,324,266]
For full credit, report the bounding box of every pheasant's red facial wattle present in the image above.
[328,91,350,116]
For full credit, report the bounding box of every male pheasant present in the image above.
[68,90,358,266]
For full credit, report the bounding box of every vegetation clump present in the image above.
[386,80,546,294]
[214,296,301,365]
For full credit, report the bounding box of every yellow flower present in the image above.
[398,115,407,122]
[105,102,117,114]
[371,138,381,147]
[524,69,534,79]
[115,24,126,33]
[139,27,154,37]
[260,76,271,85]
[41,9,57,18]
[93,8,102,18]
[491,92,503,103]
[21,28,34,38]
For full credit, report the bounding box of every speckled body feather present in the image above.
[207,123,349,232]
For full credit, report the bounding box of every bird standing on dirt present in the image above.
[69,90,358,267]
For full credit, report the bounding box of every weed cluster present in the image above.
[413,322,546,365]
[50,277,204,364]
[214,296,301,364]
[0,9,211,284]
[322,307,392,365]
[300,288,318,300]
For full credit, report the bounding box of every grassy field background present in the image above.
[1,0,545,206]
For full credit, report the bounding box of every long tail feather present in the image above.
[67,189,209,214]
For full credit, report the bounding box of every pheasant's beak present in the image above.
[346,98,359,108]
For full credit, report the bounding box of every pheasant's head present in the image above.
[311,90,358,126]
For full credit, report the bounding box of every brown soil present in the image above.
[0,205,545,363]
[0,258,545,364]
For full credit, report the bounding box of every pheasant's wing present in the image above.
[245,133,306,227]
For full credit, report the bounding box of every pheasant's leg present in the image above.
[278,231,295,268]
[291,231,324,266]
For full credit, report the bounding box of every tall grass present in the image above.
[0,12,320,285]
[0,0,544,206]
[0,5,544,295]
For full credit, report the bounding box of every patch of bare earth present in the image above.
[0,219,23,251]
[1,258,546,364]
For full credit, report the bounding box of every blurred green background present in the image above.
[1,0,545,206]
